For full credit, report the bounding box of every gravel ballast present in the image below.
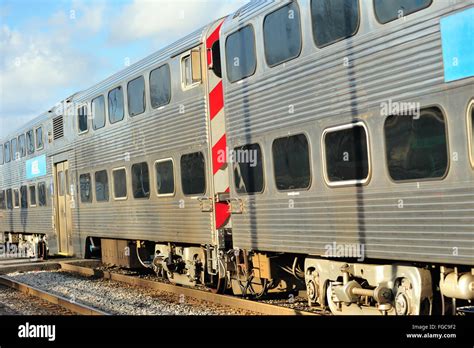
[5,270,258,315]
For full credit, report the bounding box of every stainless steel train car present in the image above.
[1,0,473,315]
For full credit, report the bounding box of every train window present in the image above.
[38,182,47,206]
[11,138,18,161]
[6,189,13,210]
[384,107,448,181]
[58,171,66,196]
[29,185,37,207]
[132,162,150,199]
[263,2,302,67]
[13,189,19,208]
[374,0,432,24]
[113,168,127,199]
[233,143,264,194]
[469,101,474,167]
[78,106,88,133]
[323,123,370,185]
[225,25,257,83]
[150,64,171,108]
[311,0,360,48]
[20,185,28,209]
[181,152,206,195]
[18,134,26,158]
[0,145,3,165]
[272,134,311,191]
[128,76,146,117]
[108,86,124,124]
[26,130,35,155]
[36,127,44,150]
[92,95,106,130]
[4,141,10,163]
[79,173,92,203]
[95,170,109,202]
[155,159,175,196]
[0,190,5,210]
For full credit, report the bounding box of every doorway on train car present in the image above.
[54,161,73,255]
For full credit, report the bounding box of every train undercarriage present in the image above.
[83,236,474,316]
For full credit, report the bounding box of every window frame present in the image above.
[131,161,151,200]
[180,151,207,196]
[321,121,371,187]
[233,142,266,195]
[26,129,35,155]
[77,104,89,135]
[18,134,26,158]
[13,188,20,208]
[108,85,125,124]
[38,182,47,207]
[310,0,361,49]
[29,184,37,207]
[149,63,172,108]
[225,24,258,84]
[180,53,200,91]
[112,167,128,201]
[0,144,3,165]
[383,105,450,184]
[91,95,107,131]
[11,137,18,161]
[35,126,44,150]
[20,185,28,209]
[272,132,312,192]
[263,2,303,68]
[0,190,5,210]
[127,75,146,117]
[154,158,176,197]
[94,169,110,203]
[373,0,433,25]
[4,141,10,163]
[468,99,474,169]
[6,189,13,210]
[79,173,93,204]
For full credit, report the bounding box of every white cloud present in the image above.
[109,0,248,45]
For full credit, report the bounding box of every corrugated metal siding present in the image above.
[223,1,474,265]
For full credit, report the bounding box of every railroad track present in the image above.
[0,275,109,316]
[59,262,319,316]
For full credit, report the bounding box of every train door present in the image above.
[54,161,73,255]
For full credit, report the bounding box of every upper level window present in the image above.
[181,152,206,195]
[0,144,3,165]
[26,130,34,155]
[128,76,146,117]
[108,86,124,124]
[29,185,37,207]
[20,185,28,209]
[374,0,432,24]
[95,170,109,202]
[11,138,18,161]
[0,190,5,210]
[226,25,257,83]
[263,2,302,67]
[113,168,127,199]
[18,134,26,158]
[92,95,106,130]
[469,101,474,167]
[384,107,448,181]
[80,173,92,203]
[132,162,150,199]
[323,123,370,185]
[155,159,175,195]
[38,182,47,206]
[4,141,10,163]
[150,64,171,108]
[272,134,311,190]
[36,127,44,150]
[233,143,264,194]
[6,189,13,210]
[13,189,19,208]
[311,0,360,48]
[78,106,88,133]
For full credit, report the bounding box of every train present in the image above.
[1,0,473,315]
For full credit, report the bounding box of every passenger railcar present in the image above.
[1,0,473,315]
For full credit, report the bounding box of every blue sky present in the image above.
[0,0,248,138]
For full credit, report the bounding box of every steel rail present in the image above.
[59,262,317,316]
